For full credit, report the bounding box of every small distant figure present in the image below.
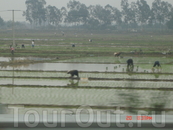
[32,40,35,48]
[62,31,64,36]
[10,46,15,55]
[89,39,92,42]
[67,70,79,78]
[114,52,121,57]
[139,48,143,54]
[72,44,75,47]
[22,44,25,48]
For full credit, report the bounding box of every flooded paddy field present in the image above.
[61,56,173,64]
[1,31,173,117]
[1,60,173,115]
[1,86,173,115]
[0,56,52,62]
[1,69,173,80]
[0,62,152,72]
[1,55,173,72]
[1,65,173,115]
[1,78,173,89]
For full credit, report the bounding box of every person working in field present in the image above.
[153,61,161,68]
[126,59,134,72]
[152,61,161,72]
[10,46,15,55]
[32,40,35,48]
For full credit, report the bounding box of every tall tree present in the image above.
[23,0,46,25]
[46,5,62,26]
[88,5,112,28]
[61,7,67,23]
[105,4,122,25]
[136,0,151,25]
[166,8,173,29]
[0,16,4,27]
[167,17,173,29]
[121,0,138,28]
[129,2,138,25]
[121,0,130,24]
[86,5,100,29]
[151,0,172,25]
[65,0,89,25]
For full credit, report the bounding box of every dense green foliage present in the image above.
[22,0,173,29]
[0,0,173,30]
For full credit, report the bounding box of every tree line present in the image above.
[1,0,173,30]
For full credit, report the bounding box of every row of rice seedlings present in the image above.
[81,73,173,80]
[1,70,173,81]
[59,56,173,64]
[1,77,173,89]
[0,71,13,76]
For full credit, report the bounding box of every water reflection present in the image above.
[149,91,170,114]
[0,62,151,73]
[152,67,162,73]
[0,56,51,62]
[67,80,79,87]
[0,56,30,69]
[116,81,171,114]
[154,74,160,78]
[118,81,141,114]
[1,86,172,115]
[11,57,14,85]
[126,66,134,72]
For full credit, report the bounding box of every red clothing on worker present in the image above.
[10,47,14,51]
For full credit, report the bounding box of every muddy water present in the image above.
[1,86,173,114]
[0,62,151,72]
[0,57,51,62]
[0,57,171,115]
[0,78,173,89]
[0,70,171,80]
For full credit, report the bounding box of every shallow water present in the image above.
[0,70,171,80]
[0,62,151,73]
[0,78,173,88]
[0,57,51,62]
[0,58,172,115]
[1,86,173,114]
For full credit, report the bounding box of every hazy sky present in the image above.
[0,0,173,22]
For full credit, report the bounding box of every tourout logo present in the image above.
[4,105,167,128]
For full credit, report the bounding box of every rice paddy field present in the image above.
[0,29,173,116]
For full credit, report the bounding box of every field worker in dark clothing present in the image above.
[153,61,161,68]
[67,70,79,78]
[127,59,134,68]
[126,59,134,72]
[152,61,161,72]
[22,44,25,48]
